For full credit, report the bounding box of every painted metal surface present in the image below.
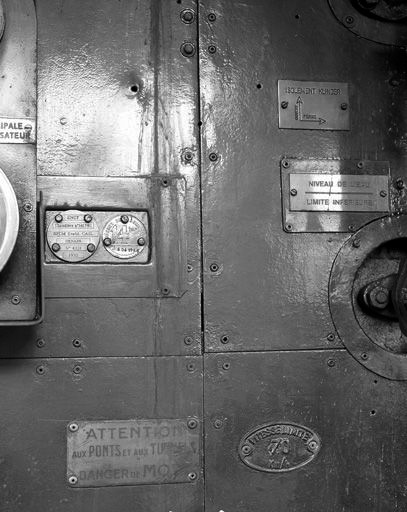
[199,0,407,353]
[0,356,203,511]
[204,351,407,511]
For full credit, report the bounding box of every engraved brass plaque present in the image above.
[46,210,100,263]
[290,173,389,212]
[278,80,350,131]
[67,419,200,487]
[239,422,321,473]
[102,213,148,260]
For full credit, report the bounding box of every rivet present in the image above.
[52,243,61,253]
[187,362,196,372]
[55,214,63,223]
[352,238,360,248]
[73,365,82,374]
[241,444,252,456]
[137,237,146,246]
[396,178,405,190]
[209,152,218,162]
[187,264,193,272]
[181,9,195,24]
[83,214,92,223]
[180,42,196,58]
[344,15,354,24]
[327,359,336,367]
[161,178,170,187]
[222,362,230,370]
[184,151,194,162]
[340,102,348,110]
[36,365,45,375]
[282,159,290,168]
[357,161,364,169]
[213,419,223,429]
[103,237,112,247]
[208,13,216,22]
[290,188,297,196]
[87,243,96,253]
[129,84,139,93]
[285,223,293,232]
[36,338,45,348]
[184,336,194,346]
[220,335,229,344]
[121,215,129,224]
[72,338,82,348]
[23,202,33,212]
[188,472,197,481]
[69,423,79,432]
[327,333,335,342]
[210,263,219,272]
[281,101,289,109]
[11,295,21,305]
[162,287,170,296]
[348,224,356,232]
[187,418,198,429]
[208,45,217,54]
[380,190,387,198]
[60,117,67,125]
[361,353,368,361]
[68,476,78,485]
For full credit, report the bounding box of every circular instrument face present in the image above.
[47,210,100,263]
[102,214,148,259]
[0,168,19,272]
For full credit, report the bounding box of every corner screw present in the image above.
[241,444,252,456]
[281,101,289,109]
[285,223,293,232]
[327,333,335,342]
[55,214,63,223]
[121,215,129,224]
[290,188,297,196]
[180,42,196,58]
[68,476,78,485]
[340,102,348,110]
[11,295,21,305]
[220,335,229,344]
[208,45,217,54]
[137,237,146,246]
[180,8,195,24]
[103,237,112,247]
[36,338,45,348]
[72,338,82,348]
[52,243,61,253]
[69,423,79,432]
[187,418,198,429]
[83,214,92,223]
[162,287,170,296]
[208,12,216,22]
[23,202,33,212]
[188,472,197,481]
[327,359,336,367]
[87,243,96,253]
[209,152,218,162]
[184,336,193,346]
[380,190,387,198]
[213,419,223,429]
[282,160,290,168]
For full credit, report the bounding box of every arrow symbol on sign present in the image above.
[294,96,326,124]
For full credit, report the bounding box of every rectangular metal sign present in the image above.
[0,117,36,143]
[289,173,389,212]
[67,419,200,487]
[278,80,350,130]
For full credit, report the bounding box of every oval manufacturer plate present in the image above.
[239,422,321,473]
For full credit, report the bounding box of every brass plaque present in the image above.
[289,173,389,212]
[0,117,36,143]
[239,422,321,473]
[102,213,148,260]
[67,419,200,487]
[46,210,100,263]
[278,80,350,130]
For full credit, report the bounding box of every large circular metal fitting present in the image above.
[329,0,407,46]
[0,168,19,272]
[329,215,407,380]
